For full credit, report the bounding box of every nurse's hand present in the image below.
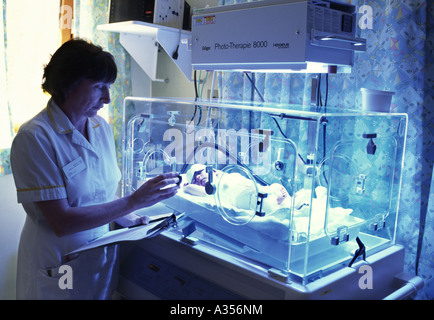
[130,172,180,209]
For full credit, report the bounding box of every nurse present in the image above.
[10,39,179,299]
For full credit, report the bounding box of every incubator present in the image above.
[118,97,412,299]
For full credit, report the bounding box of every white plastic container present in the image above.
[361,88,395,112]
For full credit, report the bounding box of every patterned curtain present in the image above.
[73,0,132,166]
[0,0,132,172]
[0,0,11,175]
[217,0,433,299]
[0,0,60,175]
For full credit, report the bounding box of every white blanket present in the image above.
[175,177,362,242]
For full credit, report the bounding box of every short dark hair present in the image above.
[41,38,117,105]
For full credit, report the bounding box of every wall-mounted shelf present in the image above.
[98,21,192,82]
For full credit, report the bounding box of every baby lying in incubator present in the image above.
[181,164,355,239]
[182,164,292,213]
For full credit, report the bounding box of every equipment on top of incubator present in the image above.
[191,0,366,73]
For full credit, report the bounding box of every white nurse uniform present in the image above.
[11,99,121,299]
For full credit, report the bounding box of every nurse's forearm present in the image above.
[37,172,180,237]
[36,196,136,237]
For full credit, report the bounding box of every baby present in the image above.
[182,164,291,216]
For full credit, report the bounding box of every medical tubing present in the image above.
[210,71,217,100]
[271,116,306,165]
[245,73,310,169]
[180,142,238,174]
[244,72,265,102]
[180,142,268,186]
[186,74,202,134]
[199,71,209,98]
[194,70,198,98]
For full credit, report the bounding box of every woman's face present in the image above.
[62,78,112,122]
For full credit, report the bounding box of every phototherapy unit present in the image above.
[94,0,423,300]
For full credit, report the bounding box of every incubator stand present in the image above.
[117,97,420,299]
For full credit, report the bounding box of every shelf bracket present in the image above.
[119,32,164,82]
[98,21,192,82]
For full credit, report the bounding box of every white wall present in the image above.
[131,58,152,97]
[0,174,26,299]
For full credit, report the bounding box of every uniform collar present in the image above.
[47,99,75,134]
[47,98,102,135]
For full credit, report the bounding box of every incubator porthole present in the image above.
[132,138,145,154]
[215,164,259,226]
[317,154,358,201]
[397,118,406,137]
[142,148,172,179]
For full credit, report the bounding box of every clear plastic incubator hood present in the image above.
[118,97,411,299]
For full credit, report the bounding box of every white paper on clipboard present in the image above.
[66,213,177,256]
[66,224,153,256]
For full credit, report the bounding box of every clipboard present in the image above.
[66,212,182,256]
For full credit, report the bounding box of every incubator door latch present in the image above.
[331,226,349,245]
[370,214,386,231]
[355,174,367,194]
[348,237,366,267]
[256,193,268,217]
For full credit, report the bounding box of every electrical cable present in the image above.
[244,72,310,165]
[185,70,202,134]
[315,73,329,185]
[194,70,198,99]
[200,71,209,98]
[210,71,217,100]
[271,117,306,165]
[180,143,268,186]
[244,72,265,102]
[172,0,183,60]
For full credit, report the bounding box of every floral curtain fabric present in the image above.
[0,0,132,171]
[73,0,132,166]
[0,0,10,176]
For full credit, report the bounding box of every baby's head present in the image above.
[186,164,219,187]
[186,164,207,185]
